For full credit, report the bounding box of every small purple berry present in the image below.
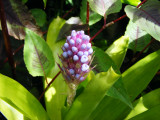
[62,47,66,51]
[72,47,78,52]
[62,52,68,58]
[67,50,72,56]
[67,36,71,40]
[84,51,88,56]
[64,43,69,48]
[73,55,79,61]
[69,69,75,74]
[77,51,83,56]
[80,30,84,35]
[71,30,76,37]
[88,48,93,54]
[76,38,82,44]
[75,74,80,79]
[81,55,88,63]
[80,77,84,81]
[81,64,89,71]
[69,39,75,45]
[86,43,91,49]
[81,44,86,49]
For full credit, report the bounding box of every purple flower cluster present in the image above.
[58,30,93,84]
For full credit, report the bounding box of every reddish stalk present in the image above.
[39,71,61,101]
[0,0,16,78]
[86,1,90,36]
[62,7,74,19]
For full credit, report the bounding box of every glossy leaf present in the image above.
[80,0,102,25]
[125,88,160,119]
[89,49,160,120]
[30,9,47,27]
[121,0,140,6]
[125,20,151,52]
[24,28,54,76]
[105,36,129,69]
[0,74,49,120]
[45,17,68,120]
[129,105,160,120]
[64,67,121,120]
[88,0,122,17]
[43,0,47,8]
[125,0,160,41]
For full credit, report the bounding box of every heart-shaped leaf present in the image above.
[125,0,160,41]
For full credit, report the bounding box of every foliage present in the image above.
[0,0,160,120]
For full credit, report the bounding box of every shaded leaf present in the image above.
[64,67,121,120]
[125,0,160,41]
[121,0,140,6]
[1,0,42,40]
[0,74,49,120]
[56,17,89,42]
[30,9,47,27]
[88,0,122,17]
[89,49,160,120]
[125,20,151,52]
[80,0,102,25]
[24,28,54,76]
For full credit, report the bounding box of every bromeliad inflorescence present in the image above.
[57,30,93,106]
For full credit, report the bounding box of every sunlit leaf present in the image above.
[24,28,54,76]
[88,0,122,17]
[89,49,160,120]
[125,88,160,119]
[125,20,151,52]
[125,0,160,41]
[64,67,121,120]
[43,0,47,8]
[80,0,102,25]
[45,17,68,120]
[0,74,49,120]
[121,0,140,6]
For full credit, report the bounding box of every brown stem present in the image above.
[0,0,16,78]
[86,1,90,36]
[38,71,61,101]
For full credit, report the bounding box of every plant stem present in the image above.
[62,7,74,19]
[38,71,61,101]
[0,0,16,79]
[86,1,90,36]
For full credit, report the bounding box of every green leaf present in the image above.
[105,36,129,69]
[64,67,121,120]
[30,9,47,27]
[43,0,47,8]
[121,0,140,6]
[129,105,160,120]
[89,49,160,120]
[24,28,54,76]
[125,0,160,41]
[125,88,160,119]
[80,0,102,25]
[45,17,68,120]
[0,74,49,120]
[125,20,151,52]
[88,0,122,17]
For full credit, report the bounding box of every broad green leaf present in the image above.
[93,46,132,108]
[125,20,151,53]
[64,67,121,120]
[21,0,28,4]
[105,36,129,69]
[88,0,122,17]
[89,49,160,120]
[43,0,47,8]
[0,74,49,120]
[129,105,160,120]
[80,0,102,25]
[125,0,160,41]
[125,88,160,119]
[45,17,68,120]
[30,9,47,27]
[24,28,54,76]
[121,0,140,6]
